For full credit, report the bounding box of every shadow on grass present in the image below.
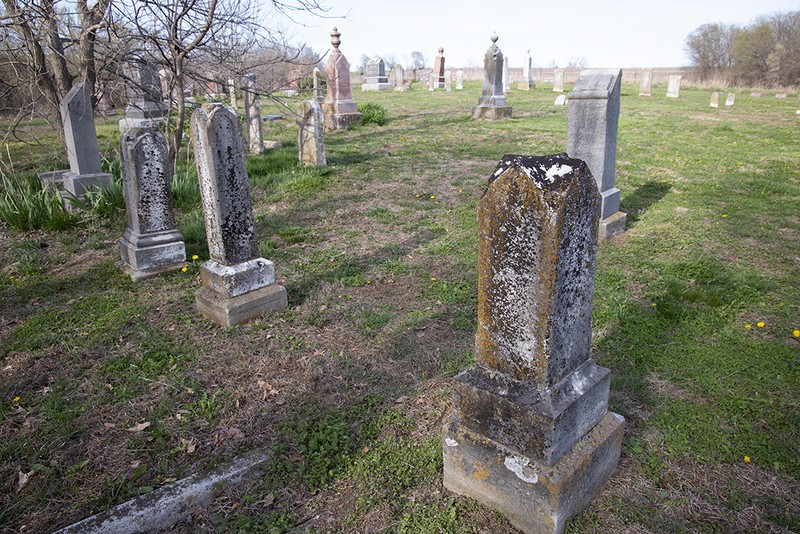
[621,180,671,225]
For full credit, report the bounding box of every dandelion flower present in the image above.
[757,321,765,328]
[651,303,657,307]
[794,329,800,338]
[745,324,751,329]
[13,396,20,402]
[430,195,435,199]
[192,255,199,261]
[181,267,188,273]
[744,456,751,463]
[661,179,667,183]
[458,189,463,193]
[435,201,439,205]
[722,214,728,218]
[431,277,437,281]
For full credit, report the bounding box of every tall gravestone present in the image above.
[553,68,565,92]
[502,56,510,93]
[519,50,535,90]
[472,34,512,120]
[228,78,236,107]
[242,73,263,154]
[322,27,361,131]
[119,58,169,136]
[298,99,326,167]
[445,70,452,92]
[361,56,391,91]
[443,154,624,534]
[638,68,652,96]
[313,67,323,102]
[432,47,446,88]
[456,70,464,90]
[190,104,287,326]
[666,75,681,98]
[39,83,113,209]
[710,92,719,108]
[394,63,406,91]
[567,69,627,241]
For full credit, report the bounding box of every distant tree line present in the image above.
[685,10,800,87]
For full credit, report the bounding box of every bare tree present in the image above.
[685,22,737,80]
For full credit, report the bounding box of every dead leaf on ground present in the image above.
[17,470,33,491]
[126,421,151,432]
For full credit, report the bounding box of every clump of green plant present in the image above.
[0,172,79,231]
[358,102,388,126]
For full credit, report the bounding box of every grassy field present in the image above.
[1,80,799,533]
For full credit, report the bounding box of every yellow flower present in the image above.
[430,277,437,281]
[737,162,743,166]
[661,179,667,183]
[181,267,188,273]
[435,201,439,205]
[415,194,419,198]
[744,456,751,463]
[757,321,765,328]
[651,303,657,307]
[13,396,20,402]
[722,214,728,218]
[745,324,751,329]
[458,189,463,193]
[793,329,800,338]
[430,195,435,199]
[192,255,199,261]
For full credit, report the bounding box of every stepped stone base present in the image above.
[443,411,624,534]
[195,284,287,327]
[472,106,513,120]
[119,230,186,281]
[599,211,627,242]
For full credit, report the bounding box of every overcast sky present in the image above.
[277,0,798,69]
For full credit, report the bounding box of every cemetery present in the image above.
[1,22,799,534]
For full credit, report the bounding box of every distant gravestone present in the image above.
[710,92,719,108]
[553,68,564,92]
[313,67,323,102]
[456,70,464,90]
[118,129,186,280]
[567,68,627,240]
[228,79,236,107]
[298,99,326,167]
[322,28,361,130]
[361,56,391,91]
[190,104,287,326]
[443,153,624,534]
[119,58,169,136]
[472,34,512,120]
[43,83,113,209]
[776,93,787,99]
[750,91,762,97]
[432,47,446,88]
[639,68,652,96]
[242,73,263,154]
[394,63,405,91]
[428,74,435,91]
[502,55,510,93]
[518,50,535,90]
[554,94,567,106]
[445,70,452,92]
[666,75,681,98]
[725,93,735,107]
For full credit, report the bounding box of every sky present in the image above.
[276,0,798,69]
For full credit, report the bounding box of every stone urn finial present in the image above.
[331,27,341,49]
[491,33,498,44]
[439,47,444,54]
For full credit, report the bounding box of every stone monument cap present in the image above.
[568,69,621,100]
[331,27,341,48]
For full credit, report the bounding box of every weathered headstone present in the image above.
[228,79,236,107]
[119,58,169,136]
[554,94,567,106]
[445,70,452,92]
[313,67,323,102]
[394,63,406,91]
[39,83,113,209]
[443,153,624,534]
[638,68,652,96]
[710,92,719,108]
[472,34,512,120]
[775,93,788,99]
[190,104,288,326]
[502,56,510,93]
[242,73,263,154]
[666,75,681,98]
[361,56,392,91]
[428,74,435,91]
[432,47,446,88]
[456,70,464,90]
[518,50,535,90]
[725,93,735,107]
[118,129,186,280]
[750,91,762,97]
[553,68,564,92]
[298,99,326,167]
[321,28,362,131]
[567,69,627,241]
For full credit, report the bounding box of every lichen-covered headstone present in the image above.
[191,104,287,326]
[472,34,512,120]
[298,99,326,167]
[118,130,186,280]
[666,75,681,97]
[242,73,263,154]
[553,68,564,92]
[567,69,627,241]
[443,154,624,534]
[322,27,361,130]
[639,67,652,96]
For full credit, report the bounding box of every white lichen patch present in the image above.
[445,438,459,447]
[504,455,538,484]
[571,372,590,395]
[545,163,572,182]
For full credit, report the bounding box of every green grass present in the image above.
[1,81,798,533]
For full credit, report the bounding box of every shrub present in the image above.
[358,102,388,126]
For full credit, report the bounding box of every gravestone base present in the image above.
[518,82,535,91]
[361,82,393,92]
[472,106,513,120]
[38,169,69,189]
[119,229,187,281]
[598,211,627,242]
[195,283,287,327]
[57,171,113,211]
[443,411,624,534]
[322,110,363,131]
